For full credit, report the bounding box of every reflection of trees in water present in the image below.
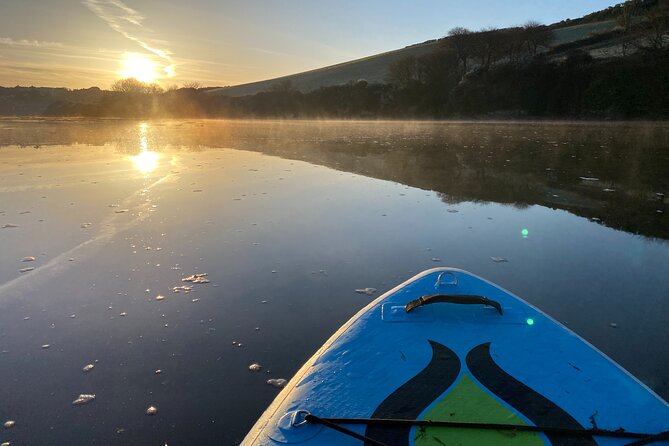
[1,119,667,238]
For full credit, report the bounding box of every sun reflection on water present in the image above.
[131,123,160,174]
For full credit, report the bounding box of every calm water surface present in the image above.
[0,119,668,445]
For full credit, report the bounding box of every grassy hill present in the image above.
[208,19,620,97]
[207,41,440,97]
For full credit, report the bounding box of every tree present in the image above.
[110,78,163,95]
[523,21,553,55]
[497,27,526,63]
[446,27,474,73]
[471,27,501,70]
[182,81,201,89]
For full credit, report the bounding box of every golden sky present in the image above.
[0,0,619,89]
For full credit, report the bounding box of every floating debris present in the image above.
[1,442,10,446]
[80,223,92,228]
[446,209,459,213]
[72,394,96,406]
[69,314,76,318]
[119,312,127,317]
[355,288,377,295]
[19,267,35,273]
[155,295,165,301]
[83,364,95,372]
[579,176,599,181]
[590,217,602,222]
[146,406,158,415]
[248,363,262,372]
[116,428,125,435]
[21,256,35,262]
[610,322,618,328]
[114,209,129,214]
[154,369,162,375]
[171,285,192,294]
[267,378,288,388]
[3,420,15,429]
[181,273,209,284]
[602,188,615,193]
[1,224,18,229]
[490,257,508,263]
[431,258,441,262]
[191,298,200,303]
[41,344,51,349]
[23,317,30,321]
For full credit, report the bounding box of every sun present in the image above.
[120,53,159,83]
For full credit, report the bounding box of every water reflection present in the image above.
[130,123,159,174]
[1,119,665,239]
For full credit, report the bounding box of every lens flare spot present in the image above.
[526,318,535,326]
[521,228,529,238]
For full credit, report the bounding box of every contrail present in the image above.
[82,0,175,73]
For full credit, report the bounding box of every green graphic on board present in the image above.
[414,374,546,446]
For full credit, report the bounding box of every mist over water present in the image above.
[0,119,668,445]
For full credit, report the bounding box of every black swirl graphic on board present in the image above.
[364,340,461,446]
[466,342,596,446]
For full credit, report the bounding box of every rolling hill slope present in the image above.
[208,19,619,98]
[207,41,440,97]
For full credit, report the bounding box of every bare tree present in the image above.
[471,27,501,70]
[182,81,201,89]
[523,20,552,55]
[497,27,525,63]
[446,27,474,73]
[110,78,163,94]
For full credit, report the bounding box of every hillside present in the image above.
[208,19,619,98]
[207,41,440,97]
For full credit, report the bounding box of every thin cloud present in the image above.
[82,0,175,73]
[0,37,64,48]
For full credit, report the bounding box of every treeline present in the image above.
[41,48,669,119]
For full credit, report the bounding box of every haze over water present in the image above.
[0,119,668,445]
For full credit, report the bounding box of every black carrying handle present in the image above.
[405,294,503,315]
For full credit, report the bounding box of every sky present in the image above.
[0,0,621,89]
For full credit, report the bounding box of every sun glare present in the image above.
[120,53,159,83]
[131,123,160,174]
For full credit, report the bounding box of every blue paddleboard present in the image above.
[243,268,669,445]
